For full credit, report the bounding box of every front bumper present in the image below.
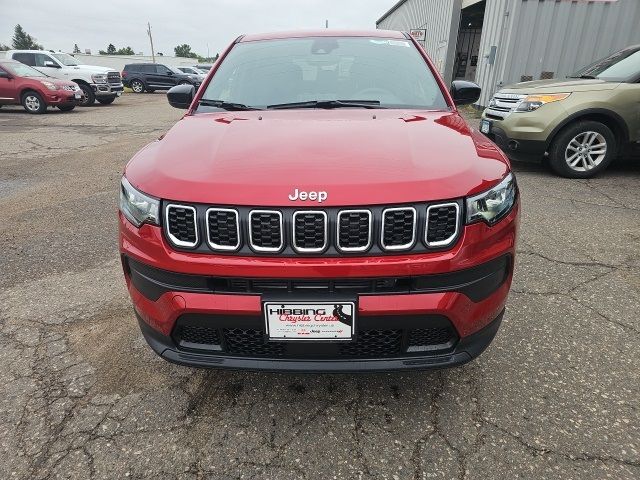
[92,82,124,97]
[482,122,547,162]
[120,203,519,371]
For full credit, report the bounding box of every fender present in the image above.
[545,108,630,149]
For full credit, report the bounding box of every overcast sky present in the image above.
[0,0,397,56]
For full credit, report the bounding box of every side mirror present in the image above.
[450,80,481,106]
[167,84,194,109]
[0,70,10,78]
[44,61,60,68]
[166,70,174,76]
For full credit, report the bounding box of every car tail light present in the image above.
[121,71,127,78]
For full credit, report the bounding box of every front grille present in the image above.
[166,204,198,247]
[206,208,240,251]
[293,211,327,252]
[175,325,221,347]
[485,93,526,119]
[426,204,459,246]
[107,72,122,84]
[162,201,461,256]
[382,207,416,250]
[249,210,283,252]
[337,210,372,251]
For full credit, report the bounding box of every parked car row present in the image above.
[121,63,204,93]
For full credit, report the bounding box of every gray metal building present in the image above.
[377,0,640,106]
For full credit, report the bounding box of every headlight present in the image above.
[120,176,160,227]
[40,80,58,90]
[515,93,570,112]
[466,173,517,225]
[91,74,108,83]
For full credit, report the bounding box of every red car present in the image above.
[0,59,82,114]
[119,30,520,372]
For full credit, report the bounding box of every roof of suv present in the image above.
[239,29,406,42]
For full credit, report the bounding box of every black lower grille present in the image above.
[223,328,285,356]
[171,314,459,359]
[408,327,454,346]
[427,204,458,245]
[167,205,197,246]
[338,330,402,357]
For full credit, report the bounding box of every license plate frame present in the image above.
[263,301,356,341]
[480,119,492,134]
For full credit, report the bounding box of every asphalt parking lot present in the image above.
[0,94,638,480]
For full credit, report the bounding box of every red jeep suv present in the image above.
[119,31,519,372]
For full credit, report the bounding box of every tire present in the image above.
[97,97,116,105]
[78,83,95,106]
[548,121,617,178]
[22,91,47,114]
[57,105,75,112]
[130,79,145,93]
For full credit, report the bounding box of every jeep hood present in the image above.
[501,78,620,94]
[125,110,509,207]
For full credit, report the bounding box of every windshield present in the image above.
[4,62,47,77]
[571,46,640,81]
[200,37,448,110]
[52,53,80,66]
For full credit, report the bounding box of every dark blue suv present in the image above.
[122,63,203,93]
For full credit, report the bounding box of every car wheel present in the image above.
[78,83,95,106]
[57,105,75,111]
[22,92,47,114]
[130,79,145,93]
[97,97,116,105]
[548,121,616,178]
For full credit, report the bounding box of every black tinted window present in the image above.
[12,53,36,66]
[156,65,171,74]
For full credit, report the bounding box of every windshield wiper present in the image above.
[198,99,263,111]
[567,75,597,79]
[267,100,384,110]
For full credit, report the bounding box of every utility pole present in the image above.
[147,22,155,63]
[325,19,329,29]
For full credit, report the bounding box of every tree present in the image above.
[73,44,81,54]
[12,24,43,50]
[174,44,198,59]
[0,43,10,51]
[115,46,134,55]
[107,43,116,54]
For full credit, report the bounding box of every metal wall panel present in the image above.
[377,0,463,83]
[475,0,640,106]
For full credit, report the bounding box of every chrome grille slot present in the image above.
[166,204,198,247]
[293,211,327,253]
[249,210,283,252]
[337,210,372,252]
[107,71,122,84]
[425,203,459,247]
[206,208,240,251]
[381,207,416,251]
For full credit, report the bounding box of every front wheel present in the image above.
[78,84,95,106]
[130,79,145,93]
[97,97,116,105]
[22,92,47,114]
[548,121,616,178]
[57,105,75,112]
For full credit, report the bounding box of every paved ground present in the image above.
[0,95,638,480]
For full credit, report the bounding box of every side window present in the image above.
[156,65,171,75]
[12,53,36,66]
[140,65,155,73]
[34,53,54,67]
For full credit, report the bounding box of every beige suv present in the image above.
[481,45,640,178]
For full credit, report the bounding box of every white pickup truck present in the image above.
[6,50,124,106]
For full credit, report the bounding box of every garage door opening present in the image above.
[453,0,486,81]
